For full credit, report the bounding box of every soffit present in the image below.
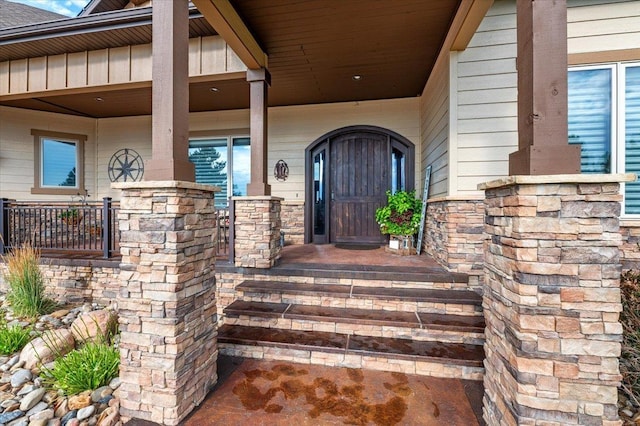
[0,0,460,116]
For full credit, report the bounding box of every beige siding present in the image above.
[419,53,450,198]
[450,0,639,196]
[0,106,96,200]
[1,98,419,202]
[0,36,245,97]
[454,0,517,196]
[568,0,640,54]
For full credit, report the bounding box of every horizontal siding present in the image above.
[451,0,638,195]
[419,53,450,198]
[2,98,420,202]
[0,106,96,201]
[454,0,518,195]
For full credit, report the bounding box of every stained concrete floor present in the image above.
[180,356,485,426]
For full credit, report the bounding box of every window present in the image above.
[31,130,86,195]
[188,136,251,207]
[568,62,640,215]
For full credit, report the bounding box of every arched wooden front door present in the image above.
[305,126,415,245]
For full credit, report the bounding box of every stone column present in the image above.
[233,196,282,268]
[114,181,218,425]
[480,174,634,425]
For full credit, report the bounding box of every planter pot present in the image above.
[386,235,416,256]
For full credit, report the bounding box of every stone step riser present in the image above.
[222,315,485,345]
[238,292,483,316]
[218,343,485,381]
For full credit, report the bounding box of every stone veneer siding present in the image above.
[280,201,305,245]
[114,181,218,425]
[233,196,282,268]
[480,175,631,426]
[620,224,640,271]
[0,259,119,306]
[424,198,485,290]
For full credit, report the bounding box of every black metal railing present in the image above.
[216,204,231,260]
[0,198,119,258]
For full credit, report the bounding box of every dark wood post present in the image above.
[144,0,195,181]
[102,197,112,258]
[246,68,271,196]
[509,0,581,175]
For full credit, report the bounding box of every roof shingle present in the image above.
[0,0,67,29]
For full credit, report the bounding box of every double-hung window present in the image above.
[31,130,86,195]
[568,62,640,215]
[188,136,251,207]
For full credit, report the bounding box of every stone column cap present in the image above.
[478,173,637,191]
[112,180,221,192]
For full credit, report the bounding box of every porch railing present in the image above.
[0,198,119,258]
[216,203,232,261]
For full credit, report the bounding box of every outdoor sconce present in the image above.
[274,159,289,182]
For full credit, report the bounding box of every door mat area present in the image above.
[334,243,381,250]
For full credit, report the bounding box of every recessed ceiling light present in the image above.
[352,75,363,81]
[94,97,104,102]
[210,87,220,92]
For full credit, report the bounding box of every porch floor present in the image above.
[277,243,443,268]
[124,355,484,425]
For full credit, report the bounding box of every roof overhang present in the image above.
[0,0,493,118]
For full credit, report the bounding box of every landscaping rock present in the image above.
[10,369,32,388]
[19,387,46,411]
[19,330,75,369]
[60,409,77,425]
[76,406,94,421]
[107,378,120,391]
[90,387,111,403]
[0,410,24,423]
[70,310,116,343]
[68,393,91,410]
[26,401,49,417]
[28,406,53,421]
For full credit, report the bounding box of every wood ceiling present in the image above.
[0,0,461,118]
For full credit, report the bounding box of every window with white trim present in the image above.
[188,136,251,207]
[568,62,640,215]
[31,129,86,195]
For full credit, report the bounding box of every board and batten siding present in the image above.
[0,106,96,200]
[452,0,640,196]
[0,36,244,98]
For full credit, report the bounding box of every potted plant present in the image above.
[59,208,80,226]
[375,190,422,254]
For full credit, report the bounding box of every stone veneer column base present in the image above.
[113,181,218,425]
[480,174,635,426]
[233,196,283,268]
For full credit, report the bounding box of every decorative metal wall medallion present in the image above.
[108,148,144,182]
[274,159,289,181]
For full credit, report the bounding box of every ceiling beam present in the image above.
[192,0,267,70]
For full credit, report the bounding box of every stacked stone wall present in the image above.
[280,201,305,245]
[481,177,625,425]
[0,260,119,306]
[620,225,640,271]
[424,198,485,289]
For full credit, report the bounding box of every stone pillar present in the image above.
[233,196,282,268]
[114,181,218,425]
[480,175,634,425]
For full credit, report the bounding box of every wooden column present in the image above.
[145,0,195,181]
[246,68,271,196]
[509,0,581,175]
